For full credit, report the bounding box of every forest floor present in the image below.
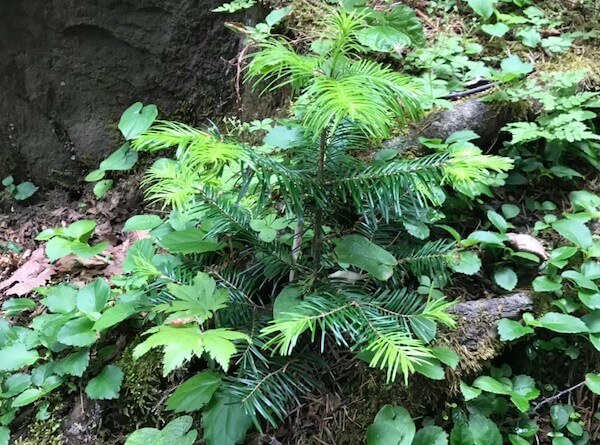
[1,1,600,444]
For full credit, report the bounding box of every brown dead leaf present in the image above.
[507,233,549,260]
[0,247,57,296]
[56,254,109,273]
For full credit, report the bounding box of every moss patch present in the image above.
[13,417,65,445]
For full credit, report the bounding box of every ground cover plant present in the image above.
[0,0,599,444]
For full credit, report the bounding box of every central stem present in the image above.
[312,129,327,278]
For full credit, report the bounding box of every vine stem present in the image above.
[312,128,327,279]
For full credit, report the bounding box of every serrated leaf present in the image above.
[552,219,593,249]
[498,319,533,341]
[358,26,411,52]
[133,325,204,376]
[203,394,252,445]
[2,298,36,316]
[460,381,482,401]
[562,270,599,291]
[76,279,111,317]
[366,405,415,445]
[265,6,293,26]
[166,371,221,413]
[585,373,600,394]
[469,414,502,445]
[464,231,507,247]
[508,434,530,445]
[85,365,124,400]
[410,315,437,344]
[0,344,39,371]
[413,358,445,380]
[45,237,74,262]
[412,426,448,445]
[472,376,511,395]
[202,329,251,372]
[451,421,474,445]
[500,55,534,78]
[431,346,459,369]
[12,388,44,408]
[57,317,97,346]
[70,241,108,259]
[579,291,600,310]
[494,267,518,291]
[125,416,198,445]
[3,373,32,398]
[263,126,302,149]
[532,276,562,292]
[62,220,96,241]
[538,313,589,333]
[93,303,138,331]
[158,272,229,324]
[582,310,600,333]
[450,251,481,275]
[54,348,90,377]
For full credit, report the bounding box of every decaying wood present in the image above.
[448,293,534,353]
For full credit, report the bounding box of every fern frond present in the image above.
[224,356,320,428]
[132,121,208,152]
[444,147,514,193]
[134,121,245,175]
[262,293,358,355]
[243,149,310,215]
[261,288,454,382]
[297,64,423,139]
[395,240,457,279]
[333,153,449,221]
[320,9,367,58]
[189,186,253,237]
[354,309,432,383]
[246,39,320,94]
[142,159,199,210]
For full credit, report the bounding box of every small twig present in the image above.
[532,380,588,412]
[235,43,253,113]
[443,81,499,100]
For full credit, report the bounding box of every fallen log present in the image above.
[443,292,534,373]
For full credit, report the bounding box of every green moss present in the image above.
[13,417,65,445]
[530,291,554,316]
[115,344,166,429]
[266,0,332,33]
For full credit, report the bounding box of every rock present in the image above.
[420,99,512,149]
[62,396,102,445]
[0,0,241,188]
